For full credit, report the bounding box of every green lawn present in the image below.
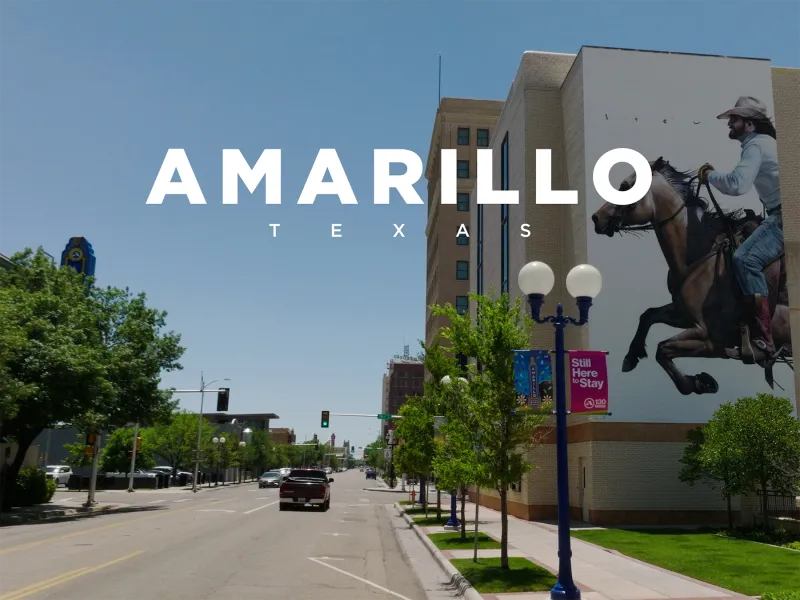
[571,528,800,596]
[450,557,556,593]
[428,532,500,550]
[412,514,449,527]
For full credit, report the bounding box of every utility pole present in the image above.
[192,371,206,493]
[127,422,139,492]
[84,430,101,507]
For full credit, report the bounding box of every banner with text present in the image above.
[513,350,553,410]
[568,351,609,415]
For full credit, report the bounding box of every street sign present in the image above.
[377,414,391,420]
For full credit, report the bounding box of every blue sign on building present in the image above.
[61,237,96,277]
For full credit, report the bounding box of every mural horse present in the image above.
[591,157,792,395]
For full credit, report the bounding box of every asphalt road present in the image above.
[0,471,450,600]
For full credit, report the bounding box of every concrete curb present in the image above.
[394,502,483,600]
[0,504,120,525]
[363,487,408,493]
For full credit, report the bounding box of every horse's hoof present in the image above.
[622,356,639,372]
[694,372,719,394]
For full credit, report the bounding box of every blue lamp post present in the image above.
[518,261,603,600]
[440,375,468,529]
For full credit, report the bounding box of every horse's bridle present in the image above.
[609,176,697,233]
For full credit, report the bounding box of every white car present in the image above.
[45,465,72,486]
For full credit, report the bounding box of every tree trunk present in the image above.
[725,493,733,530]
[761,479,769,528]
[1,434,36,512]
[436,489,441,520]
[460,485,466,540]
[499,488,509,569]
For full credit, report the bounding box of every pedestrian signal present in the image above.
[135,436,142,451]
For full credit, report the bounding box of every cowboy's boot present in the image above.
[739,296,757,364]
[751,296,775,364]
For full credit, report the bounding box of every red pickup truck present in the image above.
[279,469,332,511]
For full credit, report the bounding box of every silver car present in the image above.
[45,465,72,486]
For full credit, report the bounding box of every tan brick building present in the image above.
[452,48,798,525]
[425,98,504,370]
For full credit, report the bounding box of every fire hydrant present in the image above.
[410,487,417,504]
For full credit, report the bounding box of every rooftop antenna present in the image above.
[438,53,442,107]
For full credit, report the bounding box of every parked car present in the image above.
[279,469,332,511]
[259,472,281,488]
[45,465,72,486]
[365,469,377,480]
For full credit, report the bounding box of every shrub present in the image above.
[761,591,800,600]
[783,541,800,551]
[8,467,56,507]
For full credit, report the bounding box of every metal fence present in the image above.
[755,491,800,519]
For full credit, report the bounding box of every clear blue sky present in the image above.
[2,1,798,452]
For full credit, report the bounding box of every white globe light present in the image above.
[566,264,603,299]
[220,437,226,444]
[239,441,246,447]
[212,437,219,444]
[440,375,451,385]
[458,377,468,385]
[518,261,555,296]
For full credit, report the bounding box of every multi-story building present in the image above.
[448,47,798,526]
[268,427,295,445]
[425,98,504,371]
[381,358,424,438]
[0,253,13,270]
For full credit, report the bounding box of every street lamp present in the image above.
[518,261,602,600]
[440,375,468,530]
[192,374,230,493]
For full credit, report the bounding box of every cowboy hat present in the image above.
[717,96,770,120]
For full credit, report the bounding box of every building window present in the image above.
[457,192,469,212]
[500,133,509,294]
[456,260,469,280]
[457,160,469,179]
[477,204,483,296]
[457,227,469,245]
[477,129,489,147]
[456,296,468,315]
[457,127,470,145]
[457,353,468,372]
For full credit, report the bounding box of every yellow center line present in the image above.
[0,498,233,555]
[0,551,144,600]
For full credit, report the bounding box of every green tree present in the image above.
[395,397,436,507]
[148,411,215,478]
[247,429,271,475]
[0,249,109,509]
[678,426,740,530]
[433,293,549,569]
[704,393,800,521]
[328,455,340,471]
[63,433,94,470]
[99,426,156,474]
[0,248,185,510]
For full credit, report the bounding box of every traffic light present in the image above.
[351,446,354,453]
[321,410,329,428]
[127,450,133,458]
[217,388,230,411]
[135,436,142,452]
[85,430,96,446]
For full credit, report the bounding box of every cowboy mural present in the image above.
[697,96,782,365]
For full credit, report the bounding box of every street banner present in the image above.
[568,351,609,414]
[513,350,553,409]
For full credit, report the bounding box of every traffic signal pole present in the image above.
[127,422,139,492]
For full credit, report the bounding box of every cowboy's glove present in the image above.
[697,163,714,183]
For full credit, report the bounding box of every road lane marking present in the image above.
[173,499,189,503]
[195,509,235,513]
[256,496,271,500]
[243,501,279,514]
[148,499,166,504]
[312,556,344,561]
[321,533,350,537]
[0,551,144,600]
[0,499,233,555]
[308,557,412,600]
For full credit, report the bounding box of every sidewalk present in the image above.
[402,498,747,600]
